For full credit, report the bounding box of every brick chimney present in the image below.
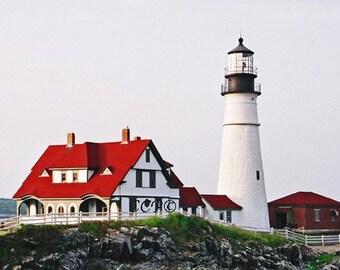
[67,133,75,147]
[121,127,130,144]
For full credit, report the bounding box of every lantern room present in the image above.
[227,37,256,75]
[221,37,261,95]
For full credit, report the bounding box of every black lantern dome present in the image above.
[221,38,260,95]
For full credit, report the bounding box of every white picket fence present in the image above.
[0,211,168,232]
[1,213,340,247]
[276,228,340,246]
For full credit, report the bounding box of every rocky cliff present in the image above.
[0,223,321,270]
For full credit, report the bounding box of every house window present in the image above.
[219,211,224,221]
[256,170,260,180]
[226,210,232,223]
[150,171,156,188]
[47,206,53,214]
[192,207,197,215]
[155,199,162,212]
[136,170,156,188]
[61,172,67,182]
[129,198,137,213]
[145,149,150,163]
[331,209,337,222]
[70,206,75,214]
[136,170,142,187]
[314,209,321,222]
[72,172,78,182]
[58,206,65,215]
[182,206,188,212]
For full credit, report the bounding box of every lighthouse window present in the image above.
[256,171,260,180]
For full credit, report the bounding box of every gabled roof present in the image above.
[13,139,183,199]
[168,170,184,189]
[201,194,242,210]
[180,187,204,207]
[269,192,340,206]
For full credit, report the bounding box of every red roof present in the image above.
[180,187,204,207]
[13,139,183,199]
[201,194,242,210]
[169,170,184,189]
[269,192,340,206]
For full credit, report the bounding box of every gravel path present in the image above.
[311,244,340,254]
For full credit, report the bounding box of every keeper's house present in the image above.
[268,191,340,231]
[13,128,183,218]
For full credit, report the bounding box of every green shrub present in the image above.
[308,254,340,270]
[209,223,287,247]
[106,213,286,246]
[78,221,108,236]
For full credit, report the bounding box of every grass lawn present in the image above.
[0,231,9,236]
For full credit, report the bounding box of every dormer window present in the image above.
[72,172,78,182]
[52,169,89,183]
[39,169,49,177]
[61,172,67,182]
[101,167,113,175]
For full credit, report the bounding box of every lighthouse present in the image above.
[217,37,270,229]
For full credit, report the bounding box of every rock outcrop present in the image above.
[1,226,315,269]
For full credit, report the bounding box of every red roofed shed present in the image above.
[201,194,242,224]
[268,192,340,231]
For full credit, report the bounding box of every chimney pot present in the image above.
[121,127,130,144]
[134,136,141,140]
[67,133,75,147]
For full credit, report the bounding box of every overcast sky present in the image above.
[1,1,340,201]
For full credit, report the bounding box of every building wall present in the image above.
[112,148,180,215]
[269,205,340,230]
[292,206,306,228]
[304,206,340,230]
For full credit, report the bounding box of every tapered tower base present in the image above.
[217,92,269,229]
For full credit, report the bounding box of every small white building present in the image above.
[201,194,242,224]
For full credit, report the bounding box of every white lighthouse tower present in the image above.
[217,37,270,229]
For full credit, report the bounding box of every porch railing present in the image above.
[0,211,172,232]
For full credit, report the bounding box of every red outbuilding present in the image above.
[268,191,340,231]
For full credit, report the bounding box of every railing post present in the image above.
[285,228,289,240]
[339,234,340,244]
[305,234,308,246]
[322,235,324,246]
